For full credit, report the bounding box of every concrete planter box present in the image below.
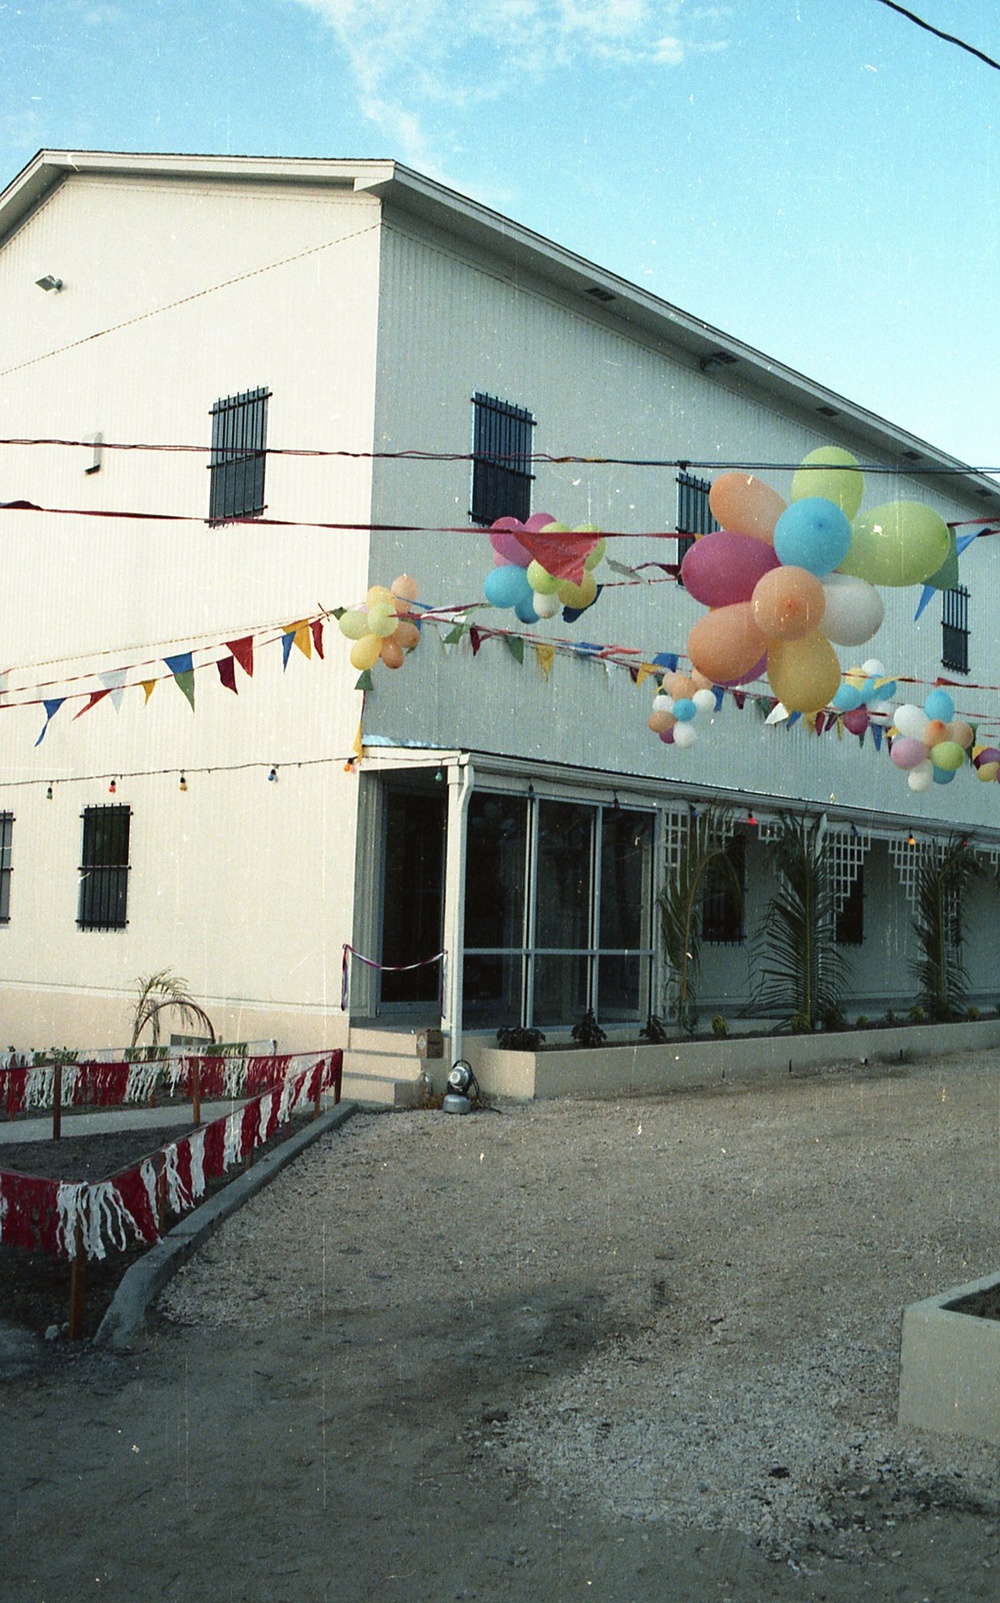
[898,1271,1000,1444]
[468,1018,1000,1101]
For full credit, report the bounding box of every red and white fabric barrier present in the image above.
[0,1051,342,1261]
[0,1051,331,1119]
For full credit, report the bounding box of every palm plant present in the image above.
[910,835,982,1021]
[658,806,741,1035]
[755,814,846,1031]
[129,968,216,1051]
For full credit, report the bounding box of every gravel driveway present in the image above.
[1,1048,998,1601]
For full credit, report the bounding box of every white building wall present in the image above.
[0,172,385,1048]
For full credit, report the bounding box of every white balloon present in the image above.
[820,574,884,647]
[861,657,885,677]
[692,688,716,713]
[908,761,933,792]
[894,703,927,739]
[673,722,698,748]
[532,590,560,618]
[653,693,675,712]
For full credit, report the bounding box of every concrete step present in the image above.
[347,1025,447,1058]
[335,1071,427,1110]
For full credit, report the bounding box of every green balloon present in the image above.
[526,559,559,594]
[791,447,864,519]
[930,740,965,772]
[840,501,951,587]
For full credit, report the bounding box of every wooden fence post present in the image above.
[67,1202,88,1340]
[191,1061,201,1127]
[52,1062,62,1142]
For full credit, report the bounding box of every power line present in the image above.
[873,0,1000,71]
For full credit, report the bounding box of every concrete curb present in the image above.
[94,1101,358,1351]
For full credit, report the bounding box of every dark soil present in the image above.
[0,1116,311,1340]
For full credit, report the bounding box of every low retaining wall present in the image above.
[468,1018,1000,1100]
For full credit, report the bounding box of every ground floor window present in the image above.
[380,788,445,1004]
[463,791,655,1029]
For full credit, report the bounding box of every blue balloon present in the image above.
[924,688,955,722]
[484,564,531,610]
[832,684,864,712]
[672,698,697,722]
[774,498,852,577]
[514,597,540,624]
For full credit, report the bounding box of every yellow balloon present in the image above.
[584,537,606,570]
[350,634,382,670]
[526,560,559,594]
[556,570,598,609]
[766,632,841,714]
[791,447,864,519]
[366,584,395,609]
[840,502,951,587]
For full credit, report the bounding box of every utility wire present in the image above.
[873,0,1000,71]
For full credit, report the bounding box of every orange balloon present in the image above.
[394,620,420,650]
[648,709,676,735]
[766,632,841,714]
[689,668,713,691]
[687,603,768,685]
[924,719,949,747]
[380,638,406,669]
[663,672,690,698]
[391,573,420,602]
[947,720,974,749]
[708,473,787,544]
[751,566,826,640]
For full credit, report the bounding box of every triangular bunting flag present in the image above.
[354,670,374,692]
[141,680,157,704]
[504,636,525,666]
[732,690,747,710]
[628,665,640,683]
[98,668,129,711]
[443,624,467,645]
[311,618,325,659]
[73,689,111,720]
[636,663,655,688]
[281,630,296,669]
[226,637,254,677]
[469,627,483,656]
[872,725,883,752]
[535,643,555,680]
[217,656,238,694]
[292,621,312,659]
[35,699,64,745]
[163,653,195,711]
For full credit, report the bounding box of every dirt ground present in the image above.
[1,1050,998,1603]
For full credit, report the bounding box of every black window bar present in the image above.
[471,392,535,525]
[78,805,131,930]
[0,812,12,924]
[208,387,270,525]
[676,471,718,575]
[942,584,969,674]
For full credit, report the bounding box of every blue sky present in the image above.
[2,0,998,469]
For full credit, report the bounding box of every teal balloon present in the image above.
[673,698,697,721]
[773,498,852,577]
[832,684,864,712]
[485,564,532,609]
[932,766,956,785]
[924,688,954,722]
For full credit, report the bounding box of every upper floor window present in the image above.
[942,585,969,674]
[78,805,131,931]
[208,387,270,524]
[0,813,12,923]
[471,392,535,525]
[676,471,718,572]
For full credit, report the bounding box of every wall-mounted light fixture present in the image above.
[35,274,63,292]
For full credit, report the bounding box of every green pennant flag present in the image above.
[164,653,195,712]
[354,670,374,692]
[443,624,467,645]
[504,635,525,665]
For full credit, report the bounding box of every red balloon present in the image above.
[681,530,779,608]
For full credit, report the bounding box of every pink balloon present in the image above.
[842,707,870,736]
[891,736,930,771]
[681,530,780,608]
[524,511,558,532]
[489,518,532,565]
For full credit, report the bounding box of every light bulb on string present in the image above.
[179,773,187,792]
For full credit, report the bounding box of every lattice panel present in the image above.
[888,836,926,912]
[827,828,871,915]
[661,808,688,884]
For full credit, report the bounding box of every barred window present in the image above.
[942,585,969,674]
[78,806,131,931]
[471,393,535,525]
[703,830,745,945]
[0,812,12,923]
[676,471,718,572]
[208,387,270,524]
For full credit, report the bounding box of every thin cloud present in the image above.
[294,1,728,159]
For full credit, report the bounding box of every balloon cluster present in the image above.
[647,669,717,750]
[337,575,422,671]
[681,448,952,715]
[485,514,605,623]
[890,689,976,791]
[831,658,898,737]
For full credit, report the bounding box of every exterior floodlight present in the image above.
[442,1059,478,1115]
[35,275,63,292]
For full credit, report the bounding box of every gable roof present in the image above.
[3,148,997,517]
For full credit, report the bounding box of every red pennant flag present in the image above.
[732,690,747,710]
[73,688,111,720]
[515,526,598,584]
[226,636,254,677]
[469,627,483,656]
[216,655,238,694]
[311,618,325,659]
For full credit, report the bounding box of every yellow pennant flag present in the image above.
[141,680,157,704]
[636,663,655,688]
[535,643,555,680]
